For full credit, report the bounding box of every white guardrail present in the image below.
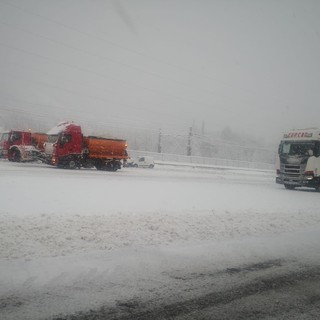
[128,150,275,171]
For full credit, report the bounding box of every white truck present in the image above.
[276,128,320,190]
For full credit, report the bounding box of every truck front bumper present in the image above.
[277,173,320,189]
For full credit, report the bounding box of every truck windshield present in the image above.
[0,133,9,142]
[280,141,315,156]
[47,135,58,143]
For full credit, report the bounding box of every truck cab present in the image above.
[45,122,82,168]
[276,129,320,190]
[0,130,36,161]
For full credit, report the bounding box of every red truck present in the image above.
[0,130,47,162]
[44,122,128,170]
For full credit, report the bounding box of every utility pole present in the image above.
[158,128,162,153]
[187,126,192,156]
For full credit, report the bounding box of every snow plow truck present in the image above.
[44,122,128,171]
[0,129,47,162]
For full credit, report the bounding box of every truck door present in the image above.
[58,132,82,157]
[58,133,73,156]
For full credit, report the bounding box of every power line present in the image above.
[0,101,188,135]
[0,20,220,98]
[0,0,221,84]
[0,60,194,127]
[0,2,229,135]
[0,76,194,135]
[0,42,215,111]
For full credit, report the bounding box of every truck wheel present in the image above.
[106,161,118,171]
[9,148,21,162]
[94,159,104,170]
[68,160,77,169]
[284,184,295,190]
[149,164,154,168]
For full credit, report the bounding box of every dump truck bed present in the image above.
[83,136,128,159]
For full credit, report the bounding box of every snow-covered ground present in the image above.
[1,160,320,319]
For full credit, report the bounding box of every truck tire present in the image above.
[106,161,118,171]
[8,148,21,162]
[68,160,77,169]
[94,159,104,170]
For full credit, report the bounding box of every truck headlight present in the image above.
[304,171,314,180]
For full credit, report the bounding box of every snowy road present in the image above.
[0,160,320,319]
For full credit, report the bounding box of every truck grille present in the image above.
[281,164,304,182]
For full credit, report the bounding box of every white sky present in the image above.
[1,0,320,143]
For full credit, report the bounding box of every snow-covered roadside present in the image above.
[0,161,319,261]
[1,160,320,319]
